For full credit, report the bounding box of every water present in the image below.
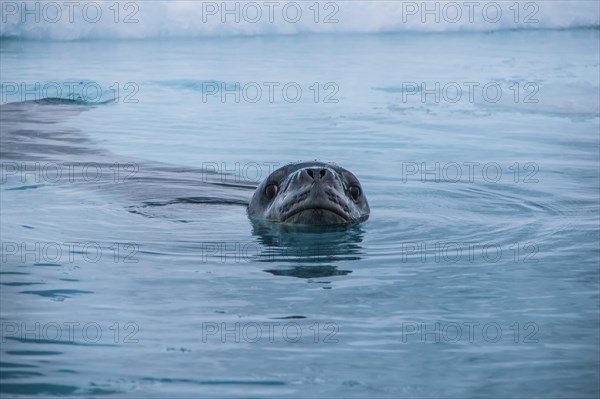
[1,5,599,398]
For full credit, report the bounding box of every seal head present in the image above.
[248,161,370,225]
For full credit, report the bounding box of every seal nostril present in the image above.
[306,169,314,179]
[320,169,327,179]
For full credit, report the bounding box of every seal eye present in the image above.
[264,183,279,199]
[348,185,361,201]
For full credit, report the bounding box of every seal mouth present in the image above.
[282,205,350,224]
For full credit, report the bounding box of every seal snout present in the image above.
[281,167,351,225]
[304,167,330,181]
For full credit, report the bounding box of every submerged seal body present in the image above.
[248,161,370,225]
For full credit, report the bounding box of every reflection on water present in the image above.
[250,219,365,278]
[265,266,352,279]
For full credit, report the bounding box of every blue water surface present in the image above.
[1,29,599,398]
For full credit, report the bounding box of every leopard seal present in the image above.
[248,161,370,225]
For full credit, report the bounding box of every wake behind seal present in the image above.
[248,161,370,226]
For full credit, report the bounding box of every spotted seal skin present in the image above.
[248,161,370,225]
